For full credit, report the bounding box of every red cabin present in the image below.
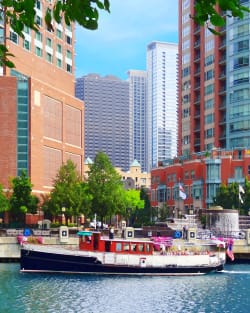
[78,231,154,255]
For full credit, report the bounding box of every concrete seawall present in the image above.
[0,236,79,261]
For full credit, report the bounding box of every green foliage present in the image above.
[0,0,110,67]
[213,179,250,214]
[87,152,125,223]
[193,0,250,33]
[0,44,15,68]
[0,184,10,212]
[43,159,92,223]
[9,170,39,224]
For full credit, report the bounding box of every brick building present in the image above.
[0,1,84,195]
[151,148,250,217]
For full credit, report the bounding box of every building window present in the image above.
[23,39,31,51]
[66,63,72,73]
[205,113,214,124]
[35,46,42,57]
[205,84,214,95]
[183,108,190,118]
[36,15,42,26]
[66,35,72,45]
[191,170,195,179]
[205,128,214,138]
[46,52,53,63]
[205,69,214,81]
[35,31,42,41]
[23,26,30,34]
[233,71,249,85]
[235,166,243,179]
[56,44,62,53]
[66,49,72,59]
[234,56,249,69]
[56,29,62,39]
[36,0,41,10]
[10,31,18,44]
[205,54,214,66]
[46,37,52,48]
[205,98,214,110]
[183,135,190,145]
[182,66,190,77]
[234,39,249,53]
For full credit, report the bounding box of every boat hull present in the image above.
[20,248,224,276]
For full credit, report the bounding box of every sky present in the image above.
[75,0,178,80]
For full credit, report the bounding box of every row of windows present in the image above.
[233,56,249,69]
[10,31,72,72]
[152,186,202,202]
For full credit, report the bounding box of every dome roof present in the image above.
[130,159,141,167]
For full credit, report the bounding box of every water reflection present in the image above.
[1,264,250,313]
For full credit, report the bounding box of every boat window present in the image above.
[145,244,150,252]
[124,243,129,251]
[116,243,122,251]
[138,244,144,252]
[131,244,137,251]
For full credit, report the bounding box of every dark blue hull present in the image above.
[20,248,224,276]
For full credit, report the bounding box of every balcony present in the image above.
[194,53,200,62]
[219,116,226,124]
[219,85,226,95]
[194,125,201,132]
[219,55,226,64]
[219,70,226,80]
[219,39,226,50]
[194,40,200,48]
[194,139,201,146]
[194,82,200,90]
[194,67,200,76]
[194,95,200,104]
[194,25,200,34]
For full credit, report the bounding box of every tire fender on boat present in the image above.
[174,231,181,239]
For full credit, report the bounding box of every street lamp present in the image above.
[61,207,66,225]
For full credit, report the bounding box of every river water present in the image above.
[0,263,250,313]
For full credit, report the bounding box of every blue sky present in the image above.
[75,1,178,80]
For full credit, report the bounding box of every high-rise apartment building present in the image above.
[147,41,178,170]
[128,70,148,172]
[179,0,250,156]
[75,74,131,171]
[0,1,84,193]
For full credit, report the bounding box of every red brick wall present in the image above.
[0,77,17,187]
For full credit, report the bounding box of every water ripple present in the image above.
[1,264,250,313]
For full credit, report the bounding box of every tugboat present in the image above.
[20,229,226,276]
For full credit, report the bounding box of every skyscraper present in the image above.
[128,70,147,172]
[75,74,131,171]
[0,1,84,193]
[147,41,178,170]
[178,0,250,156]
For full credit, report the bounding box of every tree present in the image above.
[44,159,92,224]
[123,189,144,226]
[0,183,9,214]
[0,0,110,67]
[9,170,39,225]
[193,0,250,34]
[87,152,124,225]
[213,181,248,212]
[134,187,152,225]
